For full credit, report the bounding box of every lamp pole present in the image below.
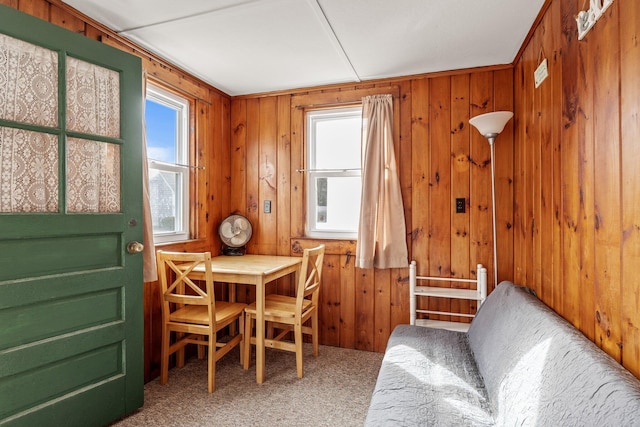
[469,111,512,289]
[487,134,498,288]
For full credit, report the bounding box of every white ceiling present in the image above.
[62,0,545,96]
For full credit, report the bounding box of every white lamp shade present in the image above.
[469,111,514,136]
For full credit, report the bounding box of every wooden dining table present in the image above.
[187,254,302,384]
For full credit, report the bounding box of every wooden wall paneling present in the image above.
[513,61,525,285]
[230,100,247,216]
[428,76,452,320]
[530,28,543,299]
[208,93,229,249]
[239,98,259,303]
[493,69,514,286]
[576,0,596,343]
[592,4,621,359]
[469,72,494,291]
[450,74,472,318]
[390,80,413,329]
[50,3,84,34]
[84,23,105,42]
[256,97,278,255]
[289,103,305,238]
[220,96,231,242]
[276,95,292,255]
[355,268,375,351]
[523,41,537,296]
[373,268,391,353]
[550,0,564,314]
[245,98,260,246]
[193,99,209,241]
[275,95,295,295]
[339,254,356,349]
[559,0,581,328]
[19,0,49,20]
[390,268,408,330]
[620,0,640,378]
[0,0,19,8]
[320,254,341,347]
[410,78,430,317]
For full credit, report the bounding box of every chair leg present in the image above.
[312,309,319,357]
[208,333,216,393]
[197,335,205,360]
[160,326,170,385]
[239,313,245,366]
[176,332,185,368]
[243,312,252,370]
[294,321,304,379]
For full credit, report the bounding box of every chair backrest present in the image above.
[156,251,215,315]
[295,245,325,310]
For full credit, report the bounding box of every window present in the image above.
[306,107,362,239]
[145,84,190,243]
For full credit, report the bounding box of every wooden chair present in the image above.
[156,250,246,393]
[243,245,325,378]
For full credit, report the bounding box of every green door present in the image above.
[0,6,143,426]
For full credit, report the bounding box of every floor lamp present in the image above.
[469,111,513,288]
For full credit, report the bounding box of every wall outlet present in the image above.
[264,200,271,213]
[455,198,465,214]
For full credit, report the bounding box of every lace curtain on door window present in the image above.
[0,33,121,213]
[0,34,59,212]
[66,57,120,212]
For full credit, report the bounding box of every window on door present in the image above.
[305,107,362,239]
[145,84,190,243]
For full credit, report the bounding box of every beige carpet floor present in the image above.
[111,344,383,427]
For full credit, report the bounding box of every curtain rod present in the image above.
[296,168,361,173]
[149,159,205,170]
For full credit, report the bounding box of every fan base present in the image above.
[222,246,246,256]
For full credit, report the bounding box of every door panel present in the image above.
[0,5,143,426]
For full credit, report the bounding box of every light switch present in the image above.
[264,200,271,213]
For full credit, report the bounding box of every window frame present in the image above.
[305,106,362,240]
[145,83,191,244]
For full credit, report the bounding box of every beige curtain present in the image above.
[142,73,157,282]
[355,95,408,269]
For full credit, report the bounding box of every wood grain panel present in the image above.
[230,100,247,216]
[592,4,621,358]
[428,76,452,320]
[493,69,514,286]
[450,74,471,318]
[410,78,430,275]
[373,268,391,352]
[50,4,84,34]
[558,0,581,328]
[339,254,356,349]
[620,0,640,379]
[257,97,278,255]
[514,0,639,377]
[355,268,374,351]
[320,254,341,347]
[550,0,564,314]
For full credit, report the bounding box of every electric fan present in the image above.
[218,214,252,256]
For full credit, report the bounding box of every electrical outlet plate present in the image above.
[455,198,465,214]
[263,200,271,213]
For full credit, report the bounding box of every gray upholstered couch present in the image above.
[365,281,640,426]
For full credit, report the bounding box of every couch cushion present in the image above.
[365,325,494,426]
[468,281,640,426]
